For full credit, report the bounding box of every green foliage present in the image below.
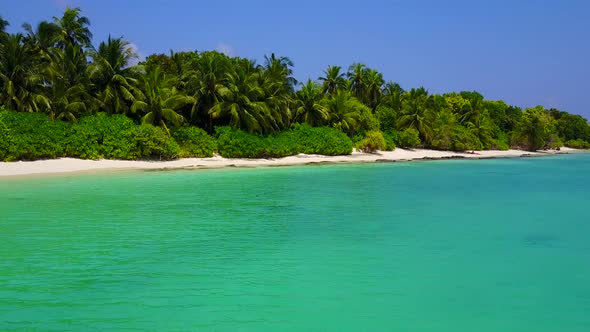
[564,139,590,149]
[65,113,135,159]
[172,126,217,158]
[0,110,179,161]
[382,130,398,151]
[356,130,386,153]
[493,131,510,151]
[397,128,421,149]
[375,105,397,131]
[3,8,590,161]
[215,125,352,158]
[0,110,68,161]
[451,125,483,151]
[215,126,266,158]
[124,124,180,160]
[514,106,558,151]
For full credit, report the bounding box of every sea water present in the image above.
[1,154,589,331]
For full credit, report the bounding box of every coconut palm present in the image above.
[294,80,329,126]
[259,71,293,130]
[209,64,275,134]
[262,53,297,92]
[44,45,92,120]
[22,21,60,54]
[131,67,195,131]
[364,69,384,110]
[382,82,404,112]
[53,7,92,48]
[398,87,433,143]
[0,16,8,43]
[88,35,141,115]
[0,34,49,113]
[318,65,346,95]
[322,90,364,136]
[347,63,366,100]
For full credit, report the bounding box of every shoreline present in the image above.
[0,148,586,178]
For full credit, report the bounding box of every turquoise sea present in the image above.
[1,154,590,331]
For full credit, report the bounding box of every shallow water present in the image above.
[1,155,590,331]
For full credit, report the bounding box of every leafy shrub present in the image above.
[382,130,398,151]
[451,125,483,151]
[125,124,180,160]
[357,130,386,153]
[215,125,353,158]
[0,110,69,161]
[376,105,397,131]
[215,126,266,158]
[0,111,179,161]
[66,113,136,159]
[398,128,421,148]
[172,126,217,158]
[564,139,590,149]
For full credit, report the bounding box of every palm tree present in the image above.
[209,64,276,134]
[382,82,404,112]
[347,63,366,100]
[364,69,384,110]
[184,51,231,131]
[0,16,8,43]
[398,87,433,143]
[131,67,195,131]
[262,53,297,92]
[22,21,60,55]
[0,34,49,113]
[44,44,92,120]
[318,65,346,95]
[294,80,328,126]
[53,7,92,48]
[259,71,292,130]
[88,35,141,115]
[322,90,363,136]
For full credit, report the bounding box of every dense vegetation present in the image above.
[1,8,589,161]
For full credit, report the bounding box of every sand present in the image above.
[0,148,582,177]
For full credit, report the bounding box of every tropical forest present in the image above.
[1,8,589,162]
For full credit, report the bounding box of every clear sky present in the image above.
[2,0,589,118]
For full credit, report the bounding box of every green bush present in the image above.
[215,126,266,158]
[292,125,352,156]
[215,125,353,158]
[172,126,217,158]
[0,111,180,161]
[0,111,69,161]
[398,128,421,149]
[125,124,180,160]
[382,130,398,151]
[451,125,483,151]
[565,139,590,149]
[357,130,386,153]
[66,113,136,160]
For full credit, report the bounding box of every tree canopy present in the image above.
[1,7,589,160]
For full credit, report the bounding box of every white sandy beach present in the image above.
[0,148,582,178]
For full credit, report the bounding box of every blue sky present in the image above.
[2,0,589,118]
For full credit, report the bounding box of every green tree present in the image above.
[347,63,366,100]
[515,106,558,151]
[398,87,433,143]
[89,35,141,115]
[53,7,92,48]
[209,63,277,134]
[44,44,92,120]
[319,65,346,95]
[131,67,195,131]
[364,69,384,110]
[294,80,329,126]
[0,34,49,113]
